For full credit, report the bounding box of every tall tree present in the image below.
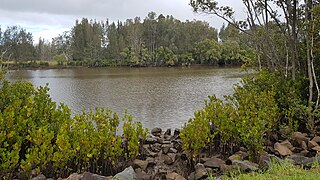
[2,26,35,62]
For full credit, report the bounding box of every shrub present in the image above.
[122,114,148,160]
[0,77,148,178]
[181,71,282,163]
[181,110,211,165]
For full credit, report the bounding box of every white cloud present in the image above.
[0,0,245,41]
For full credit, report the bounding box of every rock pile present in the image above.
[31,128,320,180]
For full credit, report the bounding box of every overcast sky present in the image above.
[0,0,245,41]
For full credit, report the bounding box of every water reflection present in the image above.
[7,67,243,130]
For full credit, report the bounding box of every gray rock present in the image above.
[31,174,46,180]
[145,149,158,157]
[164,155,174,165]
[292,132,309,143]
[168,153,176,162]
[150,143,162,152]
[173,141,182,152]
[135,168,151,180]
[308,140,319,149]
[162,144,172,154]
[151,127,162,136]
[174,128,180,136]
[274,140,293,156]
[286,154,314,166]
[233,160,259,172]
[312,136,320,143]
[300,150,309,156]
[81,172,109,180]
[63,173,82,180]
[235,151,249,160]
[113,166,137,180]
[200,158,210,164]
[146,157,156,165]
[145,137,157,144]
[301,141,308,150]
[269,154,283,163]
[259,154,271,169]
[188,172,195,180]
[161,140,171,144]
[165,129,172,136]
[195,163,207,180]
[203,157,225,169]
[133,159,149,171]
[228,154,242,164]
[312,146,320,152]
[169,147,178,153]
[166,172,186,180]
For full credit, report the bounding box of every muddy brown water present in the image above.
[7,67,244,130]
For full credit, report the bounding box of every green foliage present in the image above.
[122,114,148,159]
[181,71,282,162]
[155,46,178,66]
[120,47,140,66]
[239,70,305,132]
[53,54,67,65]
[193,39,222,65]
[223,160,320,180]
[232,86,279,154]
[202,96,238,146]
[221,40,241,64]
[178,53,194,66]
[0,78,148,178]
[181,110,211,161]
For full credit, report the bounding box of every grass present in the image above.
[219,160,320,180]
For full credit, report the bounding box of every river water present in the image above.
[7,67,243,130]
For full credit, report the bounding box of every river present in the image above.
[7,67,243,130]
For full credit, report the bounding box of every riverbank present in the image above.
[29,127,320,180]
[2,60,242,71]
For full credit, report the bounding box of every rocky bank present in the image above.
[30,128,320,180]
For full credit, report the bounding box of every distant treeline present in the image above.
[0,12,251,67]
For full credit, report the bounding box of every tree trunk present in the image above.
[291,0,298,80]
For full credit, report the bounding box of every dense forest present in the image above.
[0,12,249,67]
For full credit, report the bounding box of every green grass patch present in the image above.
[221,161,320,180]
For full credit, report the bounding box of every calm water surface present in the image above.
[7,67,243,130]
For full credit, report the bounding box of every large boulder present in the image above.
[113,166,137,180]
